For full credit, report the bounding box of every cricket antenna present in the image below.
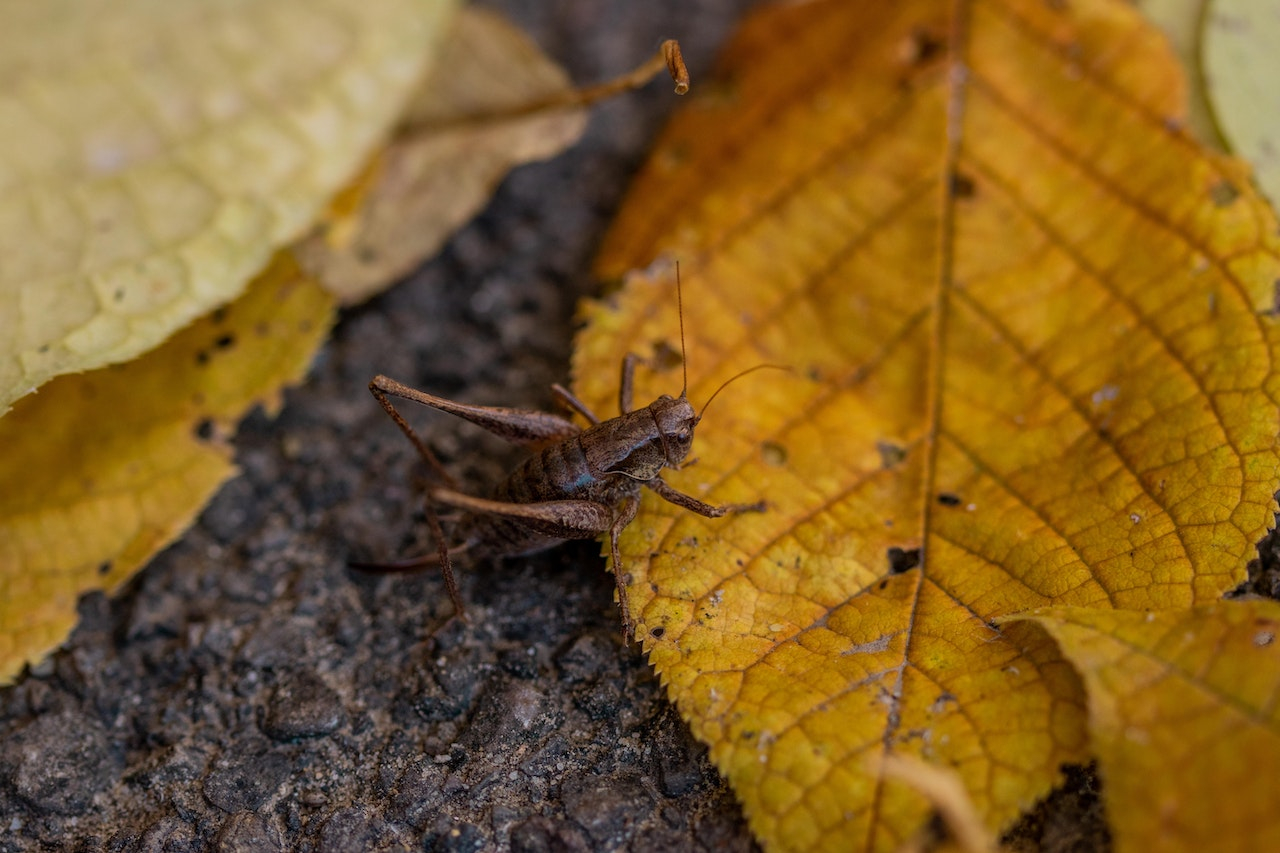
[676,262,688,398]
[697,363,791,423]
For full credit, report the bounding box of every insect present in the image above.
[359,266,773,641]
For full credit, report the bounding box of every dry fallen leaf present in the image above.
[295,6,588,304]
[1003,602,1280,851]
[0,0,455,412]
[1202,0,1280,207]
[576,0,1280,849]
[0,256,334,683]
[1133,0,1221,147]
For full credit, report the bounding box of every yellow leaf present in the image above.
[0,255,334,684]
[1202,0,1280,207]
[1003,603,1280,851]
[577,0,1280,849]
[0,0,456,412]
[295,6,588,304]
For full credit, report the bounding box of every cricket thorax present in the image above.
[579,395,696,482]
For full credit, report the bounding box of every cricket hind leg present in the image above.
[428,487,643,643]
[362,381,467,617]
[428,487,615,538]
[349,489,469,620]
[365,376,582,625]
[368,376,461,488]
[349,541,472,573]
[370,375,581,449]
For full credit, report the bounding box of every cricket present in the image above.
[358,265,775,642]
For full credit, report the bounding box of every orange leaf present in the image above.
[576,0,1280,849]
[1003,603,1280,851]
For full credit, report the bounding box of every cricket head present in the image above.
[650,393,698,468]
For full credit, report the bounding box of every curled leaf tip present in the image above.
[662,40,690,94]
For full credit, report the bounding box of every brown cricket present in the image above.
[360,267,772,641]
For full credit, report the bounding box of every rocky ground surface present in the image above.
[0,1,1179,850]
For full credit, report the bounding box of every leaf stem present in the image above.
[398,39,690,136]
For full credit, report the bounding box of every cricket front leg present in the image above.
[645,476,766,517]
[618,353,645,414]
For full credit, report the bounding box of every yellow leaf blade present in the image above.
[578,0,1280,849]
[1003,603,1280,851]
[0,255,335,683]
[0,0,456,411]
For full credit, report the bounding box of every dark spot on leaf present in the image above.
[113,288,125,303]
[1209,179,1240,207]
[949,170,976,199]
[195,419,214,441]
[195,350,209,365]
[937,492,962,507]
[211,307,228,324]
[878,580,889,591]
[887,547,920,575]
[214,333,235,350]
[650,339,683,372]
[877,440,907,469]
[98,561,111,577]
[929,691,957,714]
[903,27,944,66]
[650,626,665,640]
[38,345,49,354]
[761,440,788,466]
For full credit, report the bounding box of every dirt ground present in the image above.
[0,2,1142,850]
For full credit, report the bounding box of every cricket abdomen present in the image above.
[496,437,596,504]
[461,437,637,559]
